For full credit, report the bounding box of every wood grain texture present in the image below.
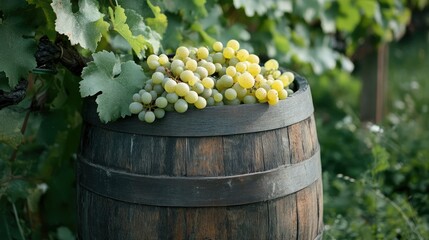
[77,76,323,239]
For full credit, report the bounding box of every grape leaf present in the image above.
[125,8,162,55]
[0,15,36,88]
[79,51,145,123]
[0,108,24,149]
[109,5,152,58]
[161,0,208,21]
[51,0,109,52]
[146,0,168,35]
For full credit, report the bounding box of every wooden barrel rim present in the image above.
[82,75,314,137]
[78,148,321,207]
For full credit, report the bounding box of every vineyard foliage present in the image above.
[0,0,428,239]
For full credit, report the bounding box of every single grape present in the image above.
[176,46,190,59]
[141,92,152,104]
[225,88,237,100]
[278,89,288,100]
[197,47,209,59]
[202,77,215,89]
[196,66,208,79]
[159,54,169,66]
[138,110,147,121]
[192,82,205,94]
[223,47,235,59]
[180,70,194,83]
[184,91,199,104]
[132,93,141,102]
[264,59,279,71]
[213,41,223,52]
[164,79,177,93]
[152,72,164,84]
[235,62,247,73]
[150,90,158,100]
[166,92,179,103]
[243,95,257,104]
[236,49,249,62]
[194,97,207,109]
[213,92,223,102]
[247,54,260,64]
[145,111,156,123]
[175,82,190,97]
[255,88,267,101]
[271,80,284,92]
[248,63,261,76]
[227,39,240,51]
[185,59,198,71]
[154,108,165,119]
[201,88,213,99]
[129,102,143,114]
[155,97,168,108]
[202,62,216,75]
[174,99,188,113]
[226,66,237,77]
[237,72,255,89]
[267,89,278,101]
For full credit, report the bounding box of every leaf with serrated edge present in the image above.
[146,0,168,35]
[79,51,145,123]
[109,5,150,58]
[51,0,109,51]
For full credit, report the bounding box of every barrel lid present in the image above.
[82,75,314,137]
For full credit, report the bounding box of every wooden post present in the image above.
[357,43,389,123]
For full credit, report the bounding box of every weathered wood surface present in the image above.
[78,77,324,240]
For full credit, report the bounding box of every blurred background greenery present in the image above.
[1,0,429,239]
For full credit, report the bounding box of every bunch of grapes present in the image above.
[129,39,295,123]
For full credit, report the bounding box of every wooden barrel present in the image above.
[77,75,323,240]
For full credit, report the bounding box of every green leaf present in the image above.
[109,5,153,58]
[0,108,24,149]
[233,0,292,17]
[336,1,361,32]
[5,180,30,202]
[146,0,168,35]
[125,9,162,55]
[0,15,36,88]
[79,51,145,123]
[161,0,208,21]
[51,0,109,51]
[371,145,390,176]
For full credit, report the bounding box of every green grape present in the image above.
[180,70,194,83]
[174,99,188,113]
[138,110,147,121]
[129,102,143,114]
[159,54,169,66]
[171,59,184,69]
[213,92,223,102]
[225,98,241,105]
[232,83,247,99]
[155,97,168,108]
[164,79,177,93]
[255,88,267,101]
[287,88,294,95]
[247,54,260,64]
[237,72,255,89]
[150,90,158,100]
[175,82,190,97]
[132,93,141,102]
[176,46,190,59]
[227,39,240,51]
[185,59,198,71]
[273,70,281,79]
[188,76,198,86]
[223,47,235,59]
[248,63,261,76]
[202,62,216,75]
[166,93,179,103]
[184,91,199,104]
[206,97,215,106]
[196,66,208,79]
[212,52,226,64]
[194,97,207,109]
[271,80,284,92]
[145,111,156,123]
[213,41,223,52]
[153,84,164,95]
[202,77,215,89]
[152,72,164,84]
[236,49,249,62]
[192,82,205,94]
[243,95,257,104]
[225,88,237,100]
[228,57,239,67]
[278,89,288,100]
[154,108,165,119]
[141,92,152,104]
[165,103,174,112]
[264,59,279,71]
[226,66,237,77]
[197,47,209,59]
[201,88,212,99]
[235,62,247,73]
[144,83,153,91]
[267,89,278,101]
[284,71,295,85]
[215,63,223,72]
